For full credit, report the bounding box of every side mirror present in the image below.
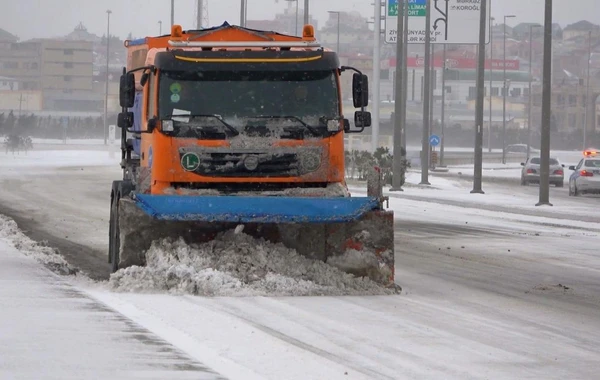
[140,72,149,87]
[569,165,576,171]
[147,118,158,133]
[352,73,369,108]
[119,72,136,108]
[520,162,525,166]
[117,111,133,130]
[561,164,565,167]
[354,111,372,128]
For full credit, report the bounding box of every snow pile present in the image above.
[109,227,395,297]
[0,215,78,275]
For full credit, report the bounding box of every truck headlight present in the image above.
[162,120,174,132]
[300,151,322,173]
[327,119,341,132]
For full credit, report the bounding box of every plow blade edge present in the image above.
[117,195,395,286]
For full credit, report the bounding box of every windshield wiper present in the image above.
[248,115,320,136]
[167,114,240,136]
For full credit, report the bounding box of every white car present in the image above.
[568,150,600,196]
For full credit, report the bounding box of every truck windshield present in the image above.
[158,70,339,137]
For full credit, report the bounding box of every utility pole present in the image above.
[527,25,541,160]
[537,0,553,207]
[372,0,382,153]
[104,9,111,146]
[488,17,494,153]
[159,20,162,35]
[471,0,487,194]
[304,0,309,25]
[502,15,516,164]
[170,0,175,27]
[240,0,247,27]
[584,30,592,150]
[197,0,203,29]
[401,3,408,176]
[391,0,405,192]
[420,0,431,185]
[440,44,447,167]
[429,44,435,142]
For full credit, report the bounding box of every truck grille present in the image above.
[197,152,299,177]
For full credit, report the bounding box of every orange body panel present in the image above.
[125,24,346,195]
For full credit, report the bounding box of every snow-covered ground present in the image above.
[1,145,600,379]
[0,216,225,380]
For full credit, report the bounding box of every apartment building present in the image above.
[0,30,95,112]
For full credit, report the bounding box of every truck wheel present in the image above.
[109,190,121,273]
[108,181,134,273]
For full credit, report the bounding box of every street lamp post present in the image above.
[328,11,341,53]
[304,0,309,25]
[104,9,112,146]
[158,20,162,35]
[527,24,542,160]
[488,17,494,153]
[170,0,174,27]
[502,14,516,164]
[584,30,592,150]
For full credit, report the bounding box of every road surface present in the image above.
[1,147,599,379]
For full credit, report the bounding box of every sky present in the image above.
[1,0,599,41]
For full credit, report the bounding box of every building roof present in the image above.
[564,20,599,31]
[0,28,18,41]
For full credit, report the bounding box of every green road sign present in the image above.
[388,0,426,17]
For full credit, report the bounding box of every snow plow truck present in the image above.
[110,22,395,286]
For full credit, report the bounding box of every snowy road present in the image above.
[1,147,600,379]
[0,238,224,380]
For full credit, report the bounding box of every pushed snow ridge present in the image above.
[109,227,396,297]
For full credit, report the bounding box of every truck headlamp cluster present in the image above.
[299,151,322,173]
[162,120,174,132]
[327,119,341,132]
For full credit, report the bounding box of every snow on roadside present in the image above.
[0,215,77,275]
[109,227,396,297]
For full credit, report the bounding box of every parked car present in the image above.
[520,156,565,187]
[506,144,540,155]
[568,151,600,196]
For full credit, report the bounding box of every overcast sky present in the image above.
[1,0,598,41]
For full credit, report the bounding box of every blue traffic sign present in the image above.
[429,134,441,147]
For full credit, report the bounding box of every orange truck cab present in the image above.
[116,22,372,195]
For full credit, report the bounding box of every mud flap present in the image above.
[117,196,395,286]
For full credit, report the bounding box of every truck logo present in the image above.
[243,155,260,171]
[181,152,200,171]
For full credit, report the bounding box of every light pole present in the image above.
[537,0,553,207]
[584,30,592,150]
[328,11,341,53]
[304,0,309,25]
[472,0,487,194]
[158,20,162,35]
[502,14,516,164]
[488,17,494,153]
[527,24,542,160]
[170,0,174,27]
[104,9,112,146]
[240,0,247,27]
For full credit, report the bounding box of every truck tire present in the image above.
[108,180,134,273]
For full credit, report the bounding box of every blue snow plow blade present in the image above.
[133,195,381,223]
